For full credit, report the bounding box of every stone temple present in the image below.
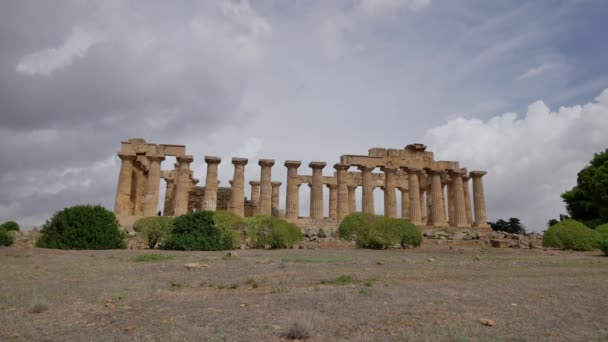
[114,138,490,231]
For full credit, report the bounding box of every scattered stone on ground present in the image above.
[479,318,496,327]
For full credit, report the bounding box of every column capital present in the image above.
[147,153,165,162]
[347,184,358,190]
[249,180,261,186]
[118,152,136,161]
[326,183,338,190]
[309,161,327,169]
[271,181,282,187]
[284,160,302,168]
[381,166,398,173]
[204,156,221,164]
[334,163,350,171]
[358,165,375,172]
[259,159,275,167]
[231,157,248,166]
[450,169,466,177]
[406,167,420,174]
[424,168,442,175]
[176,155,194,165]
[470,170,487,178]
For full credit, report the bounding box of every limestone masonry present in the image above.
[114,138,490,230]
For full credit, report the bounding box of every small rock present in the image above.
[271,325,281,330]
[473,256,481,262]
[479,318,495,327]
[184,263,207,270]
[225,251,238,257]
[123,325,136,332]
[318,229,327,238]
[427,258,435,263]
[376,261,384,266]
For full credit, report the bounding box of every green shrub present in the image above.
[245,215,302,249]
[354,216,422,249]
[133,216,173,248]
[598,235,608,256]
[213,211,246,244]
[0,221,20,231]
[542,219,599,251]
[0,229,14,246]
[594,223,608,235]
[162,211,237,251]
[338,212,376,241]
[37,205,125,249]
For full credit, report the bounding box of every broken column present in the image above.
[271,181,282,217]
[249,181,260,207]
[230,158,248,217]
[258,159,275,215]
[327,184,338,219]
[347,185,357,214]
[202,156,221,211]
[309,162,326,219]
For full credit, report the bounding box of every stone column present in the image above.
[143,154,165,216]
[448,177,455,226]
[202,156,221,211]
[258,159,275,215]
[309,162,326,219]
[471,171,489,228]
[327,184,338,219]
[463,175,473,225]
[249,181,261,207]
[114,153,136,216]
[425,186,433,225]
[451,170,469,227]
[163,169,177,216]
[420,188,427,223]
[429,170,448,227]
[407,168,423,225]
[230,158,248,217]
[400,187,410,220]
[359,166,375,214]
[347,185,357,214]
[441,179,448,225]
[284,161,301,219]
[382,166,397,218]
[271,181,282,216]
[133,160,147,216]
[173,155,193,216]
[335,163,350,220]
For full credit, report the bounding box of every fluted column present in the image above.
[335,163,350,220]
[230,158,248,217]
[202,156,221,211]
[143,154,165,216]
[114,153,136,216]
[249,181,260,206]
[430,170,448,227]
[426,186,433,225]
[400,187,410,220]
[440,179,448,225]
[407,168,422,225]
[451,170,469,227]
[309,162,326,219]
[327,184,338,219]
[271,181,282,216]
[258,159,275,215]
[420,187,427,223]
[347,185,357,214]
[463,175,473,225]
[133,160,147,216]
[448,177,455,226]
[173,155,193,216]
[359,166,375,214]
[284,161,301,219]
[382,166,397,218]
[471,171,489,228]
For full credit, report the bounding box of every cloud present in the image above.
[424,88,608,231]
[517,63,555,80]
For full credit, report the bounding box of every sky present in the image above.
[1,0,607,231]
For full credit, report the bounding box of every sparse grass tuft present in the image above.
[363,275,379,287]
[320,274,356,285]
[29,303,48,314]
[282,319,312,340]
[132,253,174,262]
[271,287,282,294]
[246,278,259,288]
[230,283,239,289]
[217,284,226,290]
[169,281,182,289]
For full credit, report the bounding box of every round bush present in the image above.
[162,211,237,251]
[0,221,20,231]
[214,211,246,243]
[543,219,599,251]
[594,223,608,235]
[598,235,608,256]
[133,216,174,248]
[37,205,125,249]
[245,215,302,249]
[356,216,422,249]
[338,212,376,241]
[0,228,14,246]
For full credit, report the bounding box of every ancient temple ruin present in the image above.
[114,138,489,230]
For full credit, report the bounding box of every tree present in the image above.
[490,217,526,235]
[546,214,570,228]
[562,149,608,228]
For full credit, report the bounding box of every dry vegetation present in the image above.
[1,243,607,341]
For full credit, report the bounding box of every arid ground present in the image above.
[1,244,607,341]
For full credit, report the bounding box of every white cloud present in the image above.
[517,63,555,80]
[15,27,101,76]
[424,88,608,231]
[359,0,432,13]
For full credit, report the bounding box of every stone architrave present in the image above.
[335,163,350,220]
[258,159,275,215]
[271,181,282,216]
[284,161,301,219]
[451,170,469,227]
[382,166,397,218]
[249,181,261,207]
[407,168,423,225]
[230,158,248,217]
[173,155,193,216]
[463,175,473,225]
[143,154,165,216]
[429,170,448,227]
[327,184,338,219]
[114,153,136,216]
[359,166,375,214]
[202,156,221,211]
[309,162,327,219]
[471,171,489,228]
[347,185,357,214]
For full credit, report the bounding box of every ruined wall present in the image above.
[188,186,233,212]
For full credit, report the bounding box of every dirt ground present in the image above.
[1,243,607,341]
